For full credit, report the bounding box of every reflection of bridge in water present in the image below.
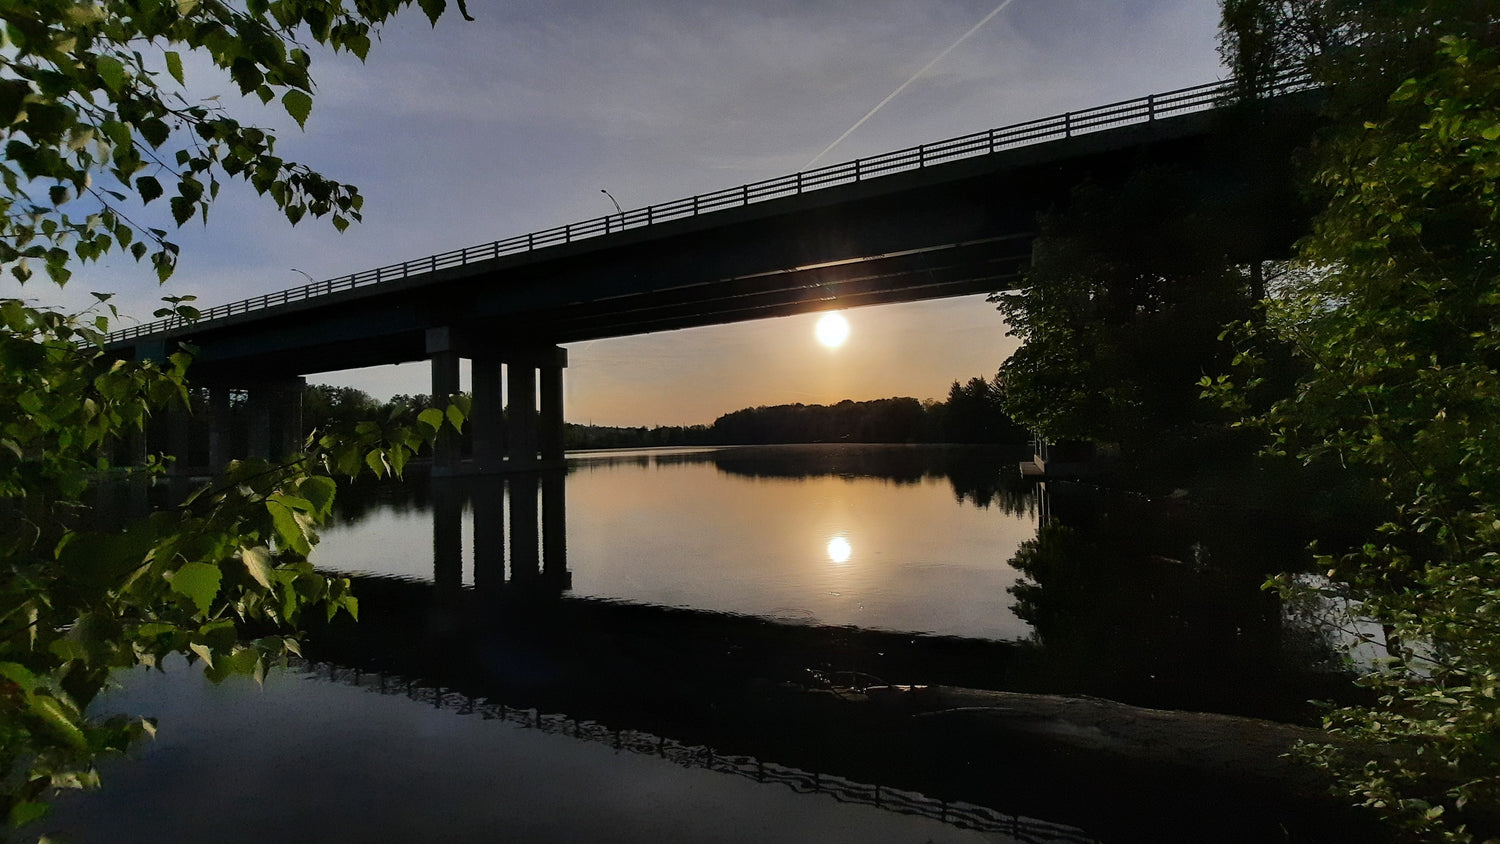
[431,471,572,596]
[290,656,1097,844]
[299,453,1362,843]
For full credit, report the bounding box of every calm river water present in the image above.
[43,444,1356,843]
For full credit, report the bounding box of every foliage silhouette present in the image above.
[1213,2,1500,838]
[0,0,468,831]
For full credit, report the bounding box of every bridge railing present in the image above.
[106,73,1310,344]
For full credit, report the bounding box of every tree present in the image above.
[0,0,468,830]
[937,375,1027,444]
[994,167,1264,446]
[1217,0,1336,99]
[1213,3,1500,837]
[302,384,381,433]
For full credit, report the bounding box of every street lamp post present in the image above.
[600,189,622,232]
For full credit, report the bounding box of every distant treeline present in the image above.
[300,375,1028,452]
[570,374,1027,448]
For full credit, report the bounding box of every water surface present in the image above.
[315,444,1038,639]
[41,444,1360,843]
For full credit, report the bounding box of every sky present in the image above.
[8,0,1229,426]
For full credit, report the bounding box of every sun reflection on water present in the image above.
[826,535,852,564]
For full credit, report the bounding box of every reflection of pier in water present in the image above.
[431,470,572,595]
[289,656,1097,844]
[424,446,1034,600]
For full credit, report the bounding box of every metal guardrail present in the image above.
[107,74,1310,344]
[294,658,1101,843]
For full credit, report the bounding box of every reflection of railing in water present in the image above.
[290,657,1099,844]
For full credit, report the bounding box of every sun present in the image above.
[815,312,850,348]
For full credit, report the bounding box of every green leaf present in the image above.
[139,118,170,148]
[266,500,312,557]
[418,0,446,24]
[417,407,444,431]
[9,800,49,828]
[188,641,214,668]
[30,694,88,751]
[298,475,336,517]
[0,79,31,127]
[0,661,40,695]
[170,195,194,226]
[267,492,314,514]
[281,90,313,129]
[96,55,127,93]
[170,561,222,615]
[445,403,464,431]
[165,51,185,86]
[388,444,410,477]
[241,546,273,589]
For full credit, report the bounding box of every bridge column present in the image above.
[277,378,305,459]
[244,380,304,463]
[124,421,148,468]
[207,386,232,471]
[166,399,193,473]
[471,355,504,474]
[427,328,462,477]
[539,357,566,464]
[246,387,272,460]
[505,361,538,467]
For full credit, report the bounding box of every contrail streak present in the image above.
[802,0,1020,170]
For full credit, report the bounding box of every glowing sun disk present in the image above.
[827,536,852,564]
[816,312,850,348]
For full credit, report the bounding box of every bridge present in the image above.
[108,77,1319,474]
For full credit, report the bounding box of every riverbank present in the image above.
[823,683,1386,843]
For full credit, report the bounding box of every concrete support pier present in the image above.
[245,378,303,460]
[170,378,304,474]
[207,387,233,471]
[428,328,463,477]
[278,379,305,458]
[471,356,505,474]
[506,363,538,467]
[540,364,565,463]
[426,325,567,475]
